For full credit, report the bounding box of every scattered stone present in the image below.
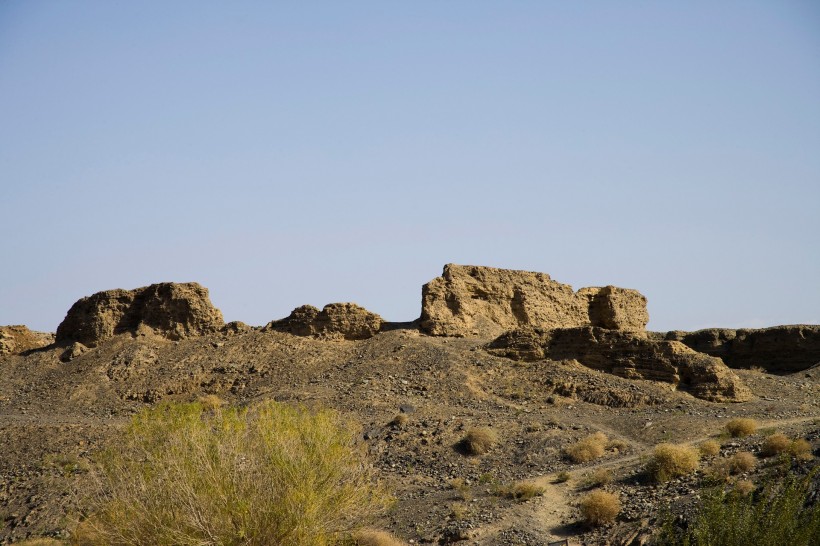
[56,282,224,346]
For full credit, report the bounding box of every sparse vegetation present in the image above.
[579,490,621,526]
[492,481,545,501]
[732,479,756,497]
[389,413,409,428]
[553,471,571,484]
[725,418,758,438]
[728,451,757,474]
[699,439,721,457]
[657,472,820,545]
[648,443,700,482]
[458,427,499,456]
[197,393,224,410]
[788,438,813,460]
[761,432,791,457]
[75,400,389,546]
[581,468,613,488]
[448,477,471,500]
[565,432,609,463]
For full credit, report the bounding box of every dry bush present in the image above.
[726,418,758,438]
[579,490,621,526]
[352,528,407,546]
[449,502,469,521]
[459,427,499,455]
[565,432,609,463]
[705,459,731,483]
[389,413,409,428]
[699,440,721,457]
[607,438,629,452]
[728,452,757,474]
[553,471,571,484]
[493,481,545,501]
[75,400,390,546]
[197,393,224,410]
[733,479,756,497]
[581,468,613,488]
[448,477,471,500]
[789,438,813,460]
[648,443,700,482]
[761,433,791,457]
[11,540,65,546]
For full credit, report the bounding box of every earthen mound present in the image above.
[420,264,648,337]
[0,325,54,355]
[267,303,383,340]
[55,282,224,346]
[666,325,820,373]
[486,327,751,402]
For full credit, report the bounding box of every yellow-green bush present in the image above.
[458,427,499,455]
[728,452,757,474]
[648,443,700,482]
[699,440,721,457]
[75,400,389,546]
[761,433,791,457]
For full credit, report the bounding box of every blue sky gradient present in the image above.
[2,1,819,332]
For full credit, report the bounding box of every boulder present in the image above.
[268,303,383,340]
[56,282,224,347]
[420,264,649,337]
[666,325,820,373]
[486,327,751,402]
[0,325,54,356]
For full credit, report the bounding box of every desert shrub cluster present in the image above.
[458,427,499,455]
[698,440,721,457]
[74,400,390,546]
[492,481,545,501]
[565,432,608,463]
[657,472,820,545]
[648,443,700,482]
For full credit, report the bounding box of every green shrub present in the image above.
[75,400,389,546]
[657,472,820,545]
[648,443,700,482]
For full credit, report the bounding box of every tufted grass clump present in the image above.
[458,427,499,456]
[728,451,757,474]
[492,481,545,502]
[75,400,390,546]
[648,443,700,482]
[726,418,758,438]
[761,433,791,457]
[564,432,609,463]
[351,528,407,546]
[699,440,721,457]
[579,490,621,526]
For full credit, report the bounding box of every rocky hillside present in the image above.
[1,264,818,545]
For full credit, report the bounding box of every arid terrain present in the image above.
[1,264,818,545]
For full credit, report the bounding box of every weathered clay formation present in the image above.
[55,282,224,347]
[664,325,820,373]
[0,325,54,356]
[267,303,383,340]
[486,327,752,402]
[420,264,648,337]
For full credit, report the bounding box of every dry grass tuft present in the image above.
[352,528,407,546]
[788,438,813,460]
[197,393,224,410]
[389,413,409,428]
[728,451,757,474]
[732,479,756,497]
[581,468,613,488]
[761,433,791,457]
[726,418,758,438]
[553,471,571,484]
[565,432,609,463]
[648,443,700,482]
[579,490,621,526]
[459,427,499,456]
[699,440,721,457]
[493,481,545,501]
[10,540,65,546]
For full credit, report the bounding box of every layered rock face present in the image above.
[486,327,751,402]
[666,325,820,373]
[420,264,648,337]
[268,303,383,340]
[0,326,54,356]
[56,283,224,346]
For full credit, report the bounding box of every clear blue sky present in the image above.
[2,1,819,333]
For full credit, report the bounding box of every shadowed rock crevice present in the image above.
[485,327,752,402]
